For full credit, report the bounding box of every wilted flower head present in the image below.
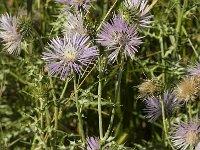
[137,78,163,97]
[188,62,200,76]
[171,120,200,150]
[0,13,22,55]
[144,91,179,122]
[174,77,200,102]
[86,137,100,150]
[122,0,153,27]
[42,34,99,79]
[56,0,95,11]
[97,14,142,62]
[63,12,87,35]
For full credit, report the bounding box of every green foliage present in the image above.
[1,0,200,149]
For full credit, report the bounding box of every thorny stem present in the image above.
[73,73,86,144]
[98,58,103,144]
[104,55,125,140]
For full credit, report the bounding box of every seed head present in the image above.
[174,77,200,102]
[138,79,163,97]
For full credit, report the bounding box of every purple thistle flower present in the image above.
[171,120,200,150]
[188,62,200,76]
[123,0,153,27]
[144,91,179,122]
[63,12,87,35]
[0,13,22,55]
[97,14,142,62]
[86,137,100,150]
[55,0,95,11]
[42,34,99,79]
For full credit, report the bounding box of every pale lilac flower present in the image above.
[56,0,95,11]
[0,13,22,55]
[188,62,200,76]
[97,14,142,62]
[86,137,100,150]
[195,142,200,150]
[171,120,200,150]
[63,12,87,35]
[42,34,99,79]
[123,0,153,27]
[144,91,179,122]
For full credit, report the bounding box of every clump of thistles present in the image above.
[174,77,200,102]
[171,120,200,150]
[137,78,163,98]
[97,14,142,62]
[144,91,179,122]
[0,13,22,55]
[122,0,153,27]
[42,34,99,79]
[86,137,100,150]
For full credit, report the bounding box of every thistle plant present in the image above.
[121,0,153,27]
[0,13,22,55]
[2,0,200,149]
[97,14,142,62]
[42,34,99,79]
[171,120,200,150]
[144,91,179,122]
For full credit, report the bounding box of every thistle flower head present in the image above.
[137,79,163,97]
[56,0,95,11]
[86,137,100,150]
[63,12,87,35]
[144,91,179,122]
[97,14,142,62]
[42,34,99,79]
[122,0,153,27]
[171,120,200,150]
[188,62,200,76]
[0,13,22,55]
[174,77,200,102]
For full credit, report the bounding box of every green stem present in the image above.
[159,33,165,83]
[8,71,32,86]
[173,0,188,57]
[98,58,103,143]
[97,0,119,32]
[39,98,44,129]
[104,55,125,140]
[73,73,85,144]
[49,77,58,130]
[187,101,192,119]
[60,77,70,100]
[161,97,175,150]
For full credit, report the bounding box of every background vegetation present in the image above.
[1,0,200,149]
